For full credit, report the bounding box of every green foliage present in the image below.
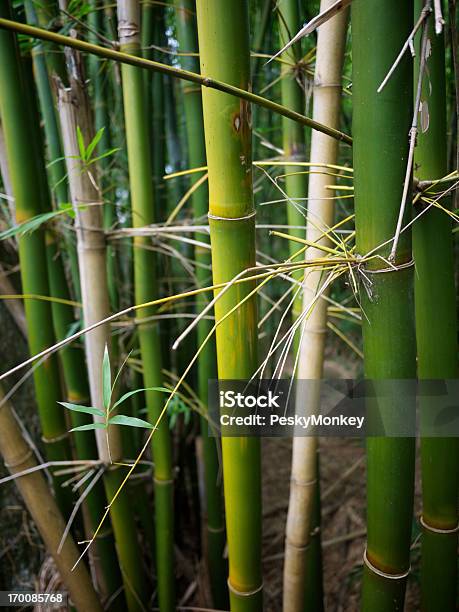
[167,395,191,429]
[60,345,169,437]
[0,204,73,241]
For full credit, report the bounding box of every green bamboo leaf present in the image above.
[58,401,105,418]
[108,415,154,429]
[85,127,104,161]
[112,386,170,410]
[70,422,107,432]
[0,205,72,241]
[88,147,121,165]
[76,126,86,161]
[102,344,111,411]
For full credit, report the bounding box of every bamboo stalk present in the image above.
[57,54,146,612]
[0,387,103,612]
[0,15,352,146]
[21,2,123,599]
[88,0,119,312]
[174,1,227,606]
[352,1,417,609]
[277,0,308,357]
[0,0,73,515]
[24,0,68,206]
[277,0,307,256]
[116,1,174,609]
[196,2,262,610]
[283,3,348,610]
[413,5,459,609]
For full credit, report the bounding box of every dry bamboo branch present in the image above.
[0,16,352,146]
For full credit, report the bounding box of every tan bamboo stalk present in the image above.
[0,387,102,612]
[283,3,348,610]
[57,58,146,611]
[57,75,117,463]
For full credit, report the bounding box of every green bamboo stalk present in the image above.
[24,1,67,205]
[0,386,103,612]
[117,2,174,609]
[0,0,73,515]
[174,1,228,606]
[0,15,352,146]
[413,6,459,609]
[57,55,146,612]
[277,0,307,256]
[352,1,416,609]
[22,2,123,599]
[277,0,307,360]
[196,2,262,609]
[23,0,81,303]
[141,2,167,215]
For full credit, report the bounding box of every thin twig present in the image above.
[58,468,104,553]
[267,0,353,64]
[377,3,432,93]
[434,0,445,33]
[390,2,431,261]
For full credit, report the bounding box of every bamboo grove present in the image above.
[0,0,457,610]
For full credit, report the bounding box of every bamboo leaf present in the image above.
[76,126,86,161]
[70,422,107,432]
[108,415,154,429]
[58,401,105,418]
[102,344,111,411]
[85,127,104,161]
[112,386,170,410]
[0,205,73,241]
[88,147,120,165]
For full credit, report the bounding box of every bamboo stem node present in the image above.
[118,22,139,39]
[208,211,256,222]
[227,579,263,597]
[291,476,318,488]
[207,525,225,534]
[153,477,174,486]
[357,258,415,274]
[285,538,311,553]
[4,449,33,469]
[419,515,459,535]
[43,432,70,444]
[363,548,411,580]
